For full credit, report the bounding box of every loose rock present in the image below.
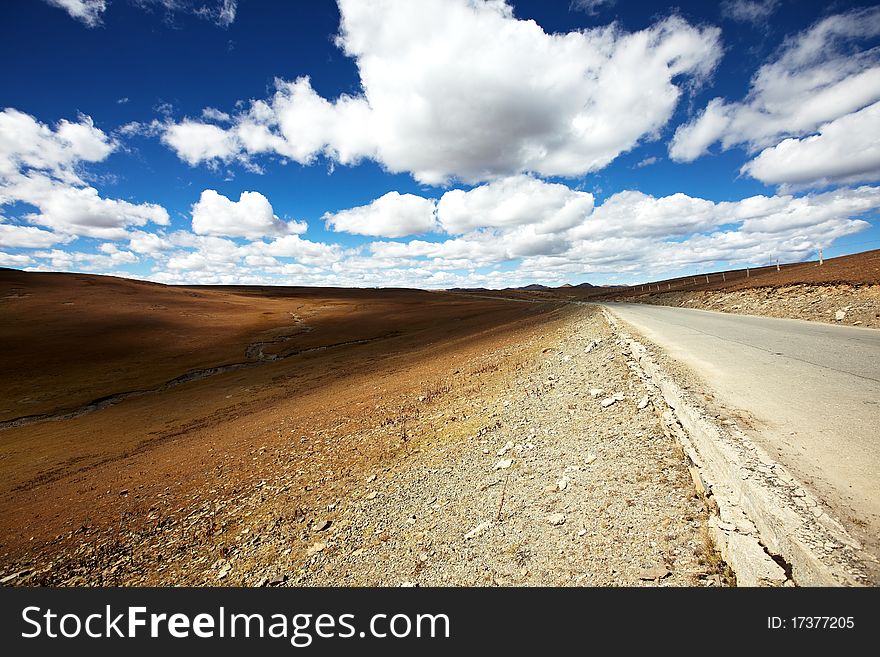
[464,522,491,540]
[547,513,566,526]
[638,566,670,581]
[306,542,327,557]
[497,441,513,457]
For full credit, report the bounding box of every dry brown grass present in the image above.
[0,269,575,567]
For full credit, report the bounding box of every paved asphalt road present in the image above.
[604,303,880,559]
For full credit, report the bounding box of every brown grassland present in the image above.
[0,269,572,575]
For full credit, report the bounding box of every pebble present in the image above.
[306,542,326,556]
[494,458,513,470]
[497,441,514,457]
[638,566,670,581]
[464,522,491,540]
[547,513,566,526]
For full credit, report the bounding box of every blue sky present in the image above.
[1,0,879,288]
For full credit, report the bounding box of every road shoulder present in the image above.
[603,306,875,586]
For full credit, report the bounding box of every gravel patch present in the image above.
[284,308,722,587]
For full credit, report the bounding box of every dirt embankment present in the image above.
[0,271,725,586]
[630,283,880,328]
[563,249,880,328]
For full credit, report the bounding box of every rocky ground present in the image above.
[288,309,721,587]
[1,306,728,587]
[630,283,880,328]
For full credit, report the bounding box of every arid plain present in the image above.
[0,269,729,586]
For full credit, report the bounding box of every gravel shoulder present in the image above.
[281,307,722,587]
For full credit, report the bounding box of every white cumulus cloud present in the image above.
[259,234,343,266]
[161,0,721,184]
[162,120,239,167]
[742,101,880,187]
[191,189,307,239]
[324,191,437,238]
[670,7,880,162]
[4,173,169,240]
[0,108,115,184]
[437,175,594,235]
[0,221,67,249]
[357,183,878,286]
[0,108,170,240]
[0,251,34,267]
[128,229,168,255]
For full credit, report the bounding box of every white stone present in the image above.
[306,542,326,556]
[464,522,491,540]
[547,513,566,526]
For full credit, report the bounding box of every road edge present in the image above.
[602,306,869,587]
